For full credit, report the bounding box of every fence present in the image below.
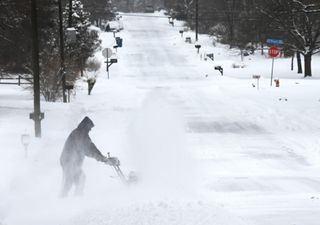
[0,73,33,85]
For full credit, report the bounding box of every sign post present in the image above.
[102,48,113,79]
[268,46,280,86]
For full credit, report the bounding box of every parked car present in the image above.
[144,5,155,13]
[105,20,123,32]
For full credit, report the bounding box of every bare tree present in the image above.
[259,0,320,77]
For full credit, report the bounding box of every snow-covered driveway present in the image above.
[1,12,320,225]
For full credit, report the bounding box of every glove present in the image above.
[105,157,120,166]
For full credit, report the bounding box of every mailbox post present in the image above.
[108,58,118,70]
[252,75,261,90]
[65,84,74,102]
[179,30,184,38]
[168,17,174,26]
[195,43,201,54]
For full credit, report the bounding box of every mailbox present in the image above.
[66,28,76,43]
[179,30,184,37]
[206,53,214,61]
[110,58,118,63]
[65,84,74,90]
[195,43,201,54]
[29,112,45,120]
[214,66,223,76]
[117,38,123,47]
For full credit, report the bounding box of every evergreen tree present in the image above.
[82,0,115,26]
[0,1,31,72]
[64,0,101,78]
[38,0,62,102]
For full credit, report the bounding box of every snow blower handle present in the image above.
[105,152,120,167]
[106,152,128,184]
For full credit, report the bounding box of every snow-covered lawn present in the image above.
[1,12,320,225]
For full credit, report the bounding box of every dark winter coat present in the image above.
[60,117,105,170]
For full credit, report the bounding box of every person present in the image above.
[60,116,119,197]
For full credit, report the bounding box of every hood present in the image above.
[77,116,94,131]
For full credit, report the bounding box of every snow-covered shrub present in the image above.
[209,24,227,43]
[86,57,101,72]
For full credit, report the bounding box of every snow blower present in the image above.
[106,152,138,185]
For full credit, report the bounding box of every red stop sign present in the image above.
[268,46,280,58]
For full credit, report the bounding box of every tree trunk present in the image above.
[291,54,294,71]
[228,21,235,48]
[304,53,312,77]
[126,0,129,12]
[240,49,244,62]
[80,58,84,77]
[297,51,302,74]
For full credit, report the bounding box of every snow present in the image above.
[88,25,100,32]
[1,12,320,225]
[67,27,76,31]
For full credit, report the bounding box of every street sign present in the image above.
[268,46,280,58]
[268,46,280,86]
[102,48,113,58]
[266,39,284,45]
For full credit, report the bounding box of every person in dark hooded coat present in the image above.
[60,116,118,197]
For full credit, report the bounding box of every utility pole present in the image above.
[195,0,199,42]
[68,0,73,27]
[30,0,42,137]
[58,0,67,103]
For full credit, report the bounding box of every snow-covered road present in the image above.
[1,12,320,225]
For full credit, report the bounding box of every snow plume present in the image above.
[127,90,197,196]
